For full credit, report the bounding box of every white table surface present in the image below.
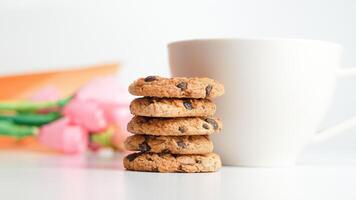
[0,149,355,200]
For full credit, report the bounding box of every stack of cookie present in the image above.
[123,76,224,173]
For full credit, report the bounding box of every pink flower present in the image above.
[63,99,107,132]
[38,118,88,154]
[73,76,131,137]
[100,103,131,125]
[109,106,132,149]
[38,76,132,153]
[29,86,61,102]
[76,76,131,106]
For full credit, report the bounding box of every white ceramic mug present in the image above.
[168,38,356,167]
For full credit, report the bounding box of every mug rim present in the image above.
[168,37,342,50]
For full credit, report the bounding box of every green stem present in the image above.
[0,96,73,112]
[0,112,61,126]
[0,121,37,138]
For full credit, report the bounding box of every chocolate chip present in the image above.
[205,85,213,97]
[139,142,151,152]
[177,140,187,148]
[146,97,155,104]
[143,135,151,141]
[176,82,188,91]
[178,126,187,133]
[140,117,152,123]
[126,152,143,161]
[144,76,158,82]
[183,100,193,110]
[161,149,171,154]
[158,152,168,157]
[177,165,183,172]
[202,124,210,129]
[205,118,219,130]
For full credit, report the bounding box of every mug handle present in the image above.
[313,68,356,142]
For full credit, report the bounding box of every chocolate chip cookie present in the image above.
[123,152,221,173]
[129,76,224,99]
[124,135,213,154]
[127,116,222,136]
[130,97,216,117]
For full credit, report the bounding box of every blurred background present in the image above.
[0,0,356,163]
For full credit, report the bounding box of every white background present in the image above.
[0,0,356,162]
